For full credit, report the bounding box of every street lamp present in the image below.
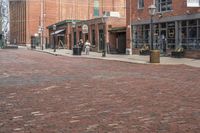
[102,17,106,57]
[148,4,156,50]
[53,24,56,52]
[72,21,76,48]
[148,4,160,63]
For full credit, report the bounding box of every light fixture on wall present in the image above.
[137,17,141,21]
[186,10,191,15]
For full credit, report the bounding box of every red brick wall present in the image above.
[26,0,40,44]
[10,0,126,45]
[130,0,200,22]
[9,1,26,45]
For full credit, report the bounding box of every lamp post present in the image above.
[53,24,56,52]
[72,21,76,48]
[102,17,106,57]
[148,4,160,63]
[148,4,156,50]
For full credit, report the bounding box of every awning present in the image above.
[108,27,126,33]
[51,29,65,35]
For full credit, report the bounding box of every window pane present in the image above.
[161,23,166,28]
[182,21,187,27]
[188,27,197,38]
[198,27,200,38]
[94,0,99,16]
[138,0,144,8]
[181,28,187,43]
[157,0,172,12]
[168,22,175,27]
[188,20,197,26]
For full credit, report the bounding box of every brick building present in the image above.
[47,0,126,53]
[72,17,126,53]
[9,0,126,47]
[127,0,200,58]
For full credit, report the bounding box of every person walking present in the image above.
[85,40,91,55]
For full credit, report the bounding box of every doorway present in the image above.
[117,32,126,54]
[160,30,167,52]
[99,29,104,51]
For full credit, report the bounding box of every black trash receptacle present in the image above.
[73,47,82,55]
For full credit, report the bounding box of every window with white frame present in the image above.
[138,0,144,9]
[156,0,172,12]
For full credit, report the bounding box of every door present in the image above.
[160,30,167,52]
[74,32,76,46]
[117,32,126,54]
[99,29,104,51]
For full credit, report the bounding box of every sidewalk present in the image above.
[34,47,200,68]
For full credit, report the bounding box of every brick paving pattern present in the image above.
[0,49,200,133]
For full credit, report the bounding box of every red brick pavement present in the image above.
[0,49,200,133]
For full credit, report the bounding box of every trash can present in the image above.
[150,50,160,63]
[73,47,82,55]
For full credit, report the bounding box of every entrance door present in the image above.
[99,29,104,51]
[74,32,76,46]
[117,33,126,54]
[85,34,88,41]
[160,30,167,52]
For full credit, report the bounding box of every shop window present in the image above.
[181,21,187,27]
[156,0,172,12]
[198,27,200,38]
[181,28,187,43]
[168,22,175,27]
[188,27,197,38]
[138,0,144,9]
[180,20,199,49]
[188,20,197,26]
[161,23,166,28]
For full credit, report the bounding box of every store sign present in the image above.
[82,24,88,34]
[187,0,200,7]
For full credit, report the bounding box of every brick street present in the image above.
[0,49,200,133]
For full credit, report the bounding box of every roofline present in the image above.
[47,19,80,29]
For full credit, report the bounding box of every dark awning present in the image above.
[108,27,126,33]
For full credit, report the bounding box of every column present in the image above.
[175,21,179,48]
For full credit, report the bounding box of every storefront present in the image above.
[47,20,80,50]
[108,27,126,54]
[132,16,200,53]
[73,17,126,53]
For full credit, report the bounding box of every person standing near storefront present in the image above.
[162,34,167,53]
[85,40,91,55]
[79,39,84,52]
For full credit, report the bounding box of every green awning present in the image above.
[108,27,126,33]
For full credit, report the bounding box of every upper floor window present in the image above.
[156,0,172,12]
[94,0,99,16]
[138,0,144,9]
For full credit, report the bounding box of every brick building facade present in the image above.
[127,0,200,58]
[9,0,126,46]
[72,17,126,53]
[47,0,126,53]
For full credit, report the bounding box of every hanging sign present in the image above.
[82,24,88,34]
[187,0,200,7]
